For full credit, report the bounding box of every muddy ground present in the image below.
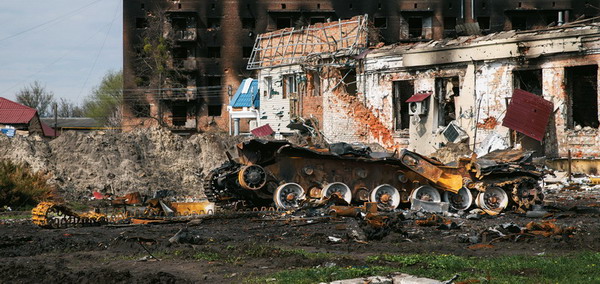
[0,189,599,284]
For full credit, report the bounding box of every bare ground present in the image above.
[0,192,598,284]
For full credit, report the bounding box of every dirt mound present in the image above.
[0,128,244,200]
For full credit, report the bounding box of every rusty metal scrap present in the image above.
[205,139,544,215]
[525,221,576,238]
[415,214,451,227]
[32,195,215,229]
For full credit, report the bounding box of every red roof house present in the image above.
[0,97,56,137]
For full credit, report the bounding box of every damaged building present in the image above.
[250,17,600,158]
[123,0,597,134]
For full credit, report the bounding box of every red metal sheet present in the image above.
[41,121,57,137]
[251,124,274,137]
[502,89,554,142]
[0,97,37,124]
[405,92,432,103]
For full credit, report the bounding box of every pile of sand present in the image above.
[0,127,244,200]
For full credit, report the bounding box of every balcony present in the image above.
[162,85,197,101]
[173,28,197,41]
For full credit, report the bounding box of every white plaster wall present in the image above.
[257,66,303,134]
[407,74,437,154]
[471,60,515,149]
[321,76,365,143]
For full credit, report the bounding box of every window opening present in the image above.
[408,17,423,37]
[208,105,222,116]
[276,17,292,29]
[393,80,414,130]
[435,77,459,128]
[566,65,599,129]
[172,105,187,126]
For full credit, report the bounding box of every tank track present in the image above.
[477,176,543,211]
[203,170,219,203]
[31,201,111,229]
[202,167,237,204]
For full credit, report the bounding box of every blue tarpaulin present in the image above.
[230,78,259,108]
[1,128,16,138]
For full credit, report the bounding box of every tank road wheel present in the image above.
[370,184,401,211]
[512,179,543,211]
[443,187,473,211]
[353,187,370,203]
[274,183,305,210]
[238,165,267,190]
[321,182,352,205]
[410,185,441,202]
[476,187,509,215]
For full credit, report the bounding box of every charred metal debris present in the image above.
[204,138,544,215]
[31,139,547,234]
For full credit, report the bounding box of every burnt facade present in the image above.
[123,0,598,133]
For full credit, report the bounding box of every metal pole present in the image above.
[233,118,240,135]
[53,102,58,137]
[567,149,572,183]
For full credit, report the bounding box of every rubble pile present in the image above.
[0,128,244,199]
[429,142,473,164]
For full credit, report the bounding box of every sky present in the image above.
[0,0,122,105]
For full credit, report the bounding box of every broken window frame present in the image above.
[565,65,599,129]
[264,76,274,99]
[513,69,543,95]
[283,74,297,99]
[435,76,459,129]
[510,70,545,154]
[340,68,357,96]
[393,80,414,131]
[312,72,321,97]
[374,17,388,29]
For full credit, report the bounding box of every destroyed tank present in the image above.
[204,139,543,215]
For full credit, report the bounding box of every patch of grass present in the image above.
[247,252,600,283]
[367,252,600,283]
[244,244,333,260]
[277,248,333,260]
[193,251,221,262]
[0,214,31,220]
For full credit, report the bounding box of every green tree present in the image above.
[83,70,123,126]
[15,81,55,117]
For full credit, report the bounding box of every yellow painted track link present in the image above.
[31,201,108,228]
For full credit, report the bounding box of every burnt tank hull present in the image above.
[204,140,543,214]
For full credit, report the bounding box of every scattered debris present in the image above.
[169,228,206,245]
[525,221,576,238]
[323,272,446,284]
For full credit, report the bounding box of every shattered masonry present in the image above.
[252,20,600,158]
